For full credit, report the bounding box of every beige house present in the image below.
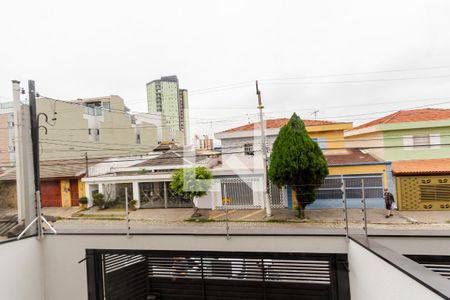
[36,95,184,160]
[0,102,15,165]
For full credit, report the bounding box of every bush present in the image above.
[104,198,119,209]
[93,193,105,209]
[79,197,88,205]
[128,200,137,210]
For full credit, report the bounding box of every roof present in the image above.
[350,108,450,131]
[221,118,338,133]
[392,158,450,175]
[0,159,89,181]
[325,149,380,165]
[133,151,208,168]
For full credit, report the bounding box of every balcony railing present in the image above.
[84,106,103,116]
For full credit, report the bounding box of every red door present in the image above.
[70,179,79,206]
[41,180,62,207]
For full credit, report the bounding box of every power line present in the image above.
[259,65,450,82]
[260,73,450,86]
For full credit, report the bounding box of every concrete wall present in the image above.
[41,234,347,300]
[348,240,443,300]
[0,238,44,300]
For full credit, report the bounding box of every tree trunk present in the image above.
[292,186,306,219]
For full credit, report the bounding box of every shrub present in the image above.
[79,197,88,205]
[128,200,137,210]
[93,193,105,209]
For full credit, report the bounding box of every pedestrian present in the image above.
[383,188,395,218]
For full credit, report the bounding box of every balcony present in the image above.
[84,106,103,116]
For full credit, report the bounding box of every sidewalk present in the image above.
[60,206,450,227]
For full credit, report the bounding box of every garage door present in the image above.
[41,180,61,207]
[310,174,384,209]
[86,249,350,300]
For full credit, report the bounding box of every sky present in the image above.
[2,0,450,138]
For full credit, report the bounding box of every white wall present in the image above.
[371,237,450,255]
[348,240,443,300]
[41,234,347,300]
[0,238,44,300]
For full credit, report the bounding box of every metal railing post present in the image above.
[224,184,230,239]
[341,177,349,236]
[125,187,130,238]
[361,179,368,236]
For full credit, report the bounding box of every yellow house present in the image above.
[215,118,392,209]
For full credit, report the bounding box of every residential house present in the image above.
[345,108,450,211]
[0,158,87,207]
[82,146,216,208]
[344,108,450,161]
[213,118,391,209]
[0,96,185,165]
[40,95,185,160]
[392,158,450,211]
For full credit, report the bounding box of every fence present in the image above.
[216,176,287,210]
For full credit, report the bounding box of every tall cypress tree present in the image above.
[268,113,329,218]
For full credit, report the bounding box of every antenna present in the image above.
[311,110,319,119]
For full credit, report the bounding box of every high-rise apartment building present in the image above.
[146,76,190,144]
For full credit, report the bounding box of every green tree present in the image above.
[268,113,329,218]
[170,166,213,205]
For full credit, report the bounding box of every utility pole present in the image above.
[13,80,36,229]
[256,81,272,217]
[17,80,56,239]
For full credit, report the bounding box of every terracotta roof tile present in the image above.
[350,108,450,131]
[325,149,379,165]
[222,118,337,133]
[392,158,450,175]
[0,158,98,181]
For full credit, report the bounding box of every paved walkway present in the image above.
[42,207,82,219]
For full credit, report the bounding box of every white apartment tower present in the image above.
[146,76,190,144]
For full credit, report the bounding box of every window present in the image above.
[102,101,111,110]
[403,134,440,150]
[244,143,254,155]
[136,133,141,144]
[7,121,14,128]
[88,128,100,141]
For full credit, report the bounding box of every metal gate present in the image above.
[311,174,384,209]
[270,182,287,208]
[217,177,287,209]
[218,177,259,209]
[86,249,350,300]
[139,182,192,208]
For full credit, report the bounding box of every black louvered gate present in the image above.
[86,249,350,300]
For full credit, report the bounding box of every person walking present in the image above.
[384,188,396,218]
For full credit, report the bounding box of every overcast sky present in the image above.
[2,0,450,138]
